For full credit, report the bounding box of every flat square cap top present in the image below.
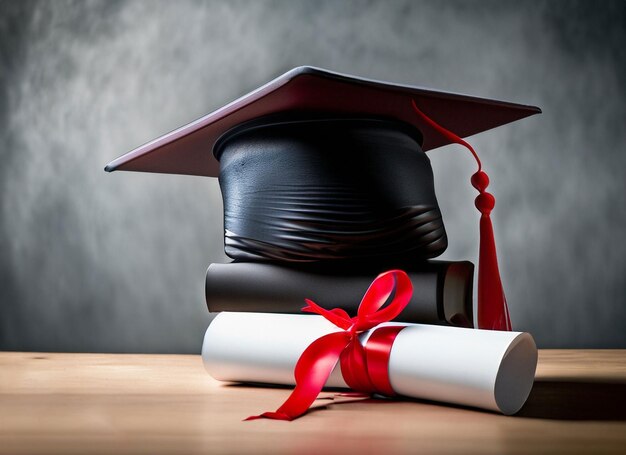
[104,66,541,177]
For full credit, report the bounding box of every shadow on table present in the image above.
[517,380,626,421]
[227,379,626,421]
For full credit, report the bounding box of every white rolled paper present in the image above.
[202,312,537,415]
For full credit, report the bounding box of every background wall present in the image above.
[1,0,624,353]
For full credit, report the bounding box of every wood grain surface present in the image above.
[1,350,625,454]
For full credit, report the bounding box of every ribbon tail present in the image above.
[302,299,352,330]
[245,331,351,421]
[477,214,512,331]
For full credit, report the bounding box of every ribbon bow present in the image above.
[246,269,413,421]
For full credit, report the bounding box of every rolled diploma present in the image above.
[202,312,537,415]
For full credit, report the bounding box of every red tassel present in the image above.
[411,100,512,331]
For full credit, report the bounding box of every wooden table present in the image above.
[1,350,625,454]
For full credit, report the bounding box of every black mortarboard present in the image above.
[105,66,539,177]
[105,66,540,331]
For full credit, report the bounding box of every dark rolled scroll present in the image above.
[205,261,474,327]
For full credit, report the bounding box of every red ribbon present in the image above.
[246,269,413,421]
[411,100,512,331]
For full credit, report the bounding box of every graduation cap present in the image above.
[105,66,541,331]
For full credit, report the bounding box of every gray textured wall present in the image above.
[1,0,624,353]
